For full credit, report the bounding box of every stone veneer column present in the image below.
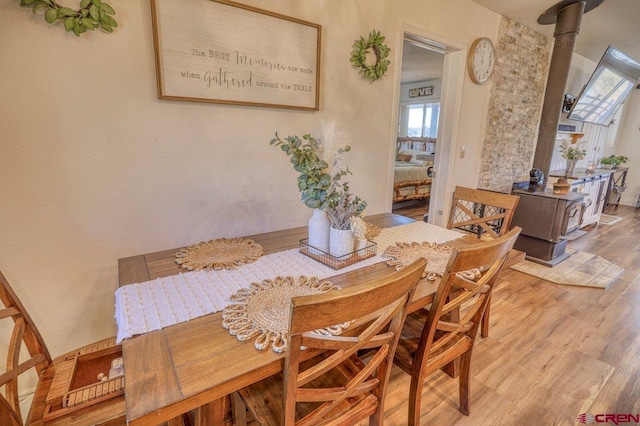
[478,17,551,193]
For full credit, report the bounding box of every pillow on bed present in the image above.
[397,154,412,162]
[400,149,434,165]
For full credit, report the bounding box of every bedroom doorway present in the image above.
[392,38,444,221]
[390,27,465,227]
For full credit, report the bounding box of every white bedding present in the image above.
[394,161,430,182]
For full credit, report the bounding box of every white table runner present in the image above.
[115,221,464,343]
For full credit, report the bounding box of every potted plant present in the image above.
[325,183,367,257]
[270,129,351,252]
[600,155,629,169]
[559,144,586,174]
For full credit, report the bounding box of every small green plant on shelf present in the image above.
[559,145,586,161]
[600,155,629,168]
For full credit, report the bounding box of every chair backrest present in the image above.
[414,227,521,374]
[0,271,51,426]
[283,258,427,426]
[447,186,520,239]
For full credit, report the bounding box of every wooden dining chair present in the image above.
[232,258,427,426]
[447,186,520,337]
[447,186,519,240]
[0,270,126,426]
[393,227,520,426]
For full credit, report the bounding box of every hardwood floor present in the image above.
[368,205,640,425]
[242,206,638,425]
[392,201,429,222]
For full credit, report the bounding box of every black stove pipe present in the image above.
[532,1,586,183]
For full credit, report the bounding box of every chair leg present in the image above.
[408,372,424,426]
[459,352,472,416]
[481,294,491,338]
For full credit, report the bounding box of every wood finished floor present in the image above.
[392,202,429,222]
[244,206,639,426]
[365,205,640,425]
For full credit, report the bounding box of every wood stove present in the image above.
[511,188,586,266]
[510,0,603,267]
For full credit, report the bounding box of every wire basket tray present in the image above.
[300,239,377,270]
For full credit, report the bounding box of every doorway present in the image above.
[392,39,444,222]
[388,26,466,227]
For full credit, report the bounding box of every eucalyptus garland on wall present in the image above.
[350,29,391,81]
[19,0,118,36]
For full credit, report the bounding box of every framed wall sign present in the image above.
[408,86,434,98]
[150,0,321,110]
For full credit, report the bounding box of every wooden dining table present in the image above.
[117,213,521,425]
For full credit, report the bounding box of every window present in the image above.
[402,103,440,137]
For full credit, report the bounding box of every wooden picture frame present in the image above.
[150,0,321,110]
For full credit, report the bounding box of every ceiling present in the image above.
[471,0,640,64]
[400,41,444,84]
[400,0,640,85]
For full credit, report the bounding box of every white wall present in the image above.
[614,89,640,206]
[0,0,499,357]
[551,53,599,171]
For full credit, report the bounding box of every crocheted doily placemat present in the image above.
[383,242,482,281]
[365,222,382,240]
[222,276,349,353]
[383,242,453,280]
[175,237,263,271]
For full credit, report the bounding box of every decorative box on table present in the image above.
[299,238,377,270]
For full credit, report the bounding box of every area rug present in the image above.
[510,249,624,289]
[598,214,623,226]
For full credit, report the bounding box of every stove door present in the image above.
[563,200,585,234]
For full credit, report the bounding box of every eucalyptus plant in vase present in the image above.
[270,128,350,252]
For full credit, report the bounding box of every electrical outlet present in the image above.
[460,146,466,158]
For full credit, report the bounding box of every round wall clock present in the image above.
[467,37,495,84]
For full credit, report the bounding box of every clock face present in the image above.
[468,37,495,84]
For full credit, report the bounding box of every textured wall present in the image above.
[0,0,499,362]
[478,16,552,192]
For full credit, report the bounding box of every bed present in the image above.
[393,137,435,203]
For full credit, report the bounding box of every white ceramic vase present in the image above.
[329,227,355,257]
[308,209,330,252]
[354,238,368,251]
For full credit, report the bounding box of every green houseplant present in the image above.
[270,133,333,210]
[271,128,368,257]
[559,144,586,174]
[559,145,587,161]
[600,155,629,168]
[270,132,351,210]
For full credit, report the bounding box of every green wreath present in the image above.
[350,30,391,81]
[19,0,117,36]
